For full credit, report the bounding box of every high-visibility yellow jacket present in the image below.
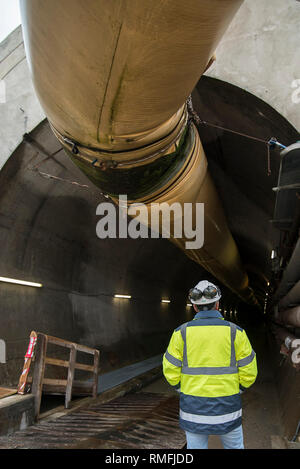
[163,310,257,434]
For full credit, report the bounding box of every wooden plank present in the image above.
[42,384,93,396]
[45,357,69,368]
[45,357,94,372]
[43,378,68,386]
[45,336,74,349]
[74,343,98,355]
[41,380,93,392]
[74,362,94,372]
[31,333,48,419]
[92,350,100,398]
[17,330,37,394]
[28,375,93,385]
[65,346,76,409]
[46,335,96,354]
[0,387,17,399]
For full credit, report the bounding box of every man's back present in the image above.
[163,309,257,436]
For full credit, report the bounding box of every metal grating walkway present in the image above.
[0,392,185,449]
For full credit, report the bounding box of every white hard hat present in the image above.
[188,280,221,305]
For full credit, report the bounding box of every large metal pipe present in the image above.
[270,322,299,369]
[273,237,300,303]
[276,306,300,328]
[270,323,297,346]
[279,280,300,311]
[20,0,257,304]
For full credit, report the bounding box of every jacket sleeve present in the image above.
[163,328,184,390]
[235,328,258,391]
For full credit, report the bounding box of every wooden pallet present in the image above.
[17,331,100,418]
[30,333,100,418]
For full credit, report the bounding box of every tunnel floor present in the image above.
[0,323,297,449]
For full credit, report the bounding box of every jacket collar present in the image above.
[193,310,224,320]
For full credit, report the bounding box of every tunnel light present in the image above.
[161,299,170,303]
[271,250,276,259]
[114,294,131,299]
[0,277,42,288]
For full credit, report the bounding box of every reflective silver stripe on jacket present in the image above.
[180,322,188,367]
[181,365,238,375]
[165,350,182,367]
[180,322,238,375]
[237,349,256,367]
[230,323,237,367]
[180,408,242,425]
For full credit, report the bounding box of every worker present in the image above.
[163,280,257,449]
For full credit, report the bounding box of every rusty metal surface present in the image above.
[0,392,185,449]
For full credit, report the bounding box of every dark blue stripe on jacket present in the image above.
[180,392,242,416]
[179,393,242,434]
